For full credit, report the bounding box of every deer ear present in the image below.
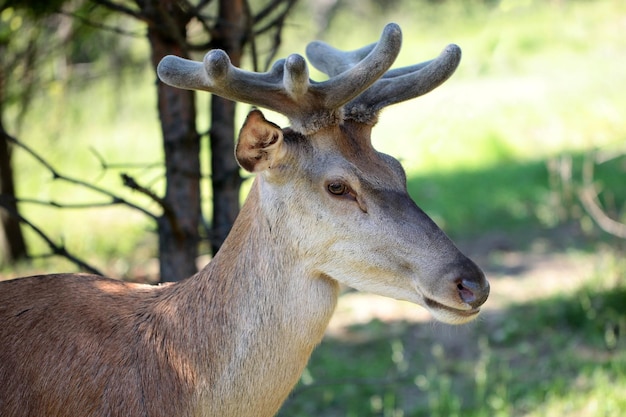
[236,110,286,173]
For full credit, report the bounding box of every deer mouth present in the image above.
[423,297,481,324]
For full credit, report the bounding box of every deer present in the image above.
[0,23,489,417]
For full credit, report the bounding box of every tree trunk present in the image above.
[208,0,246,254]
[0,131,28,264]
[0,44,28,264]
[143,0,201,282]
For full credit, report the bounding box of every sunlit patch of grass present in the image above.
[278,253,626,417]
[525,369,626,417]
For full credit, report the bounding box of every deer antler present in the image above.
[157,24,402,134]
[306,39,462,125]
[157,23,460,131]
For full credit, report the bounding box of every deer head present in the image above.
[157,23,489,324]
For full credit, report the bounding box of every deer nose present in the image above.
[454,260,489,309]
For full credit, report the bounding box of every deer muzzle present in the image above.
[422,258,490,324]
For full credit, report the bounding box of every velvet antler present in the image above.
[157,23,460,132]
[306,40,461,125]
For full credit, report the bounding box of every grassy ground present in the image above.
[276,246,626,417]
[2,0,625,415]
[276,1,626,415]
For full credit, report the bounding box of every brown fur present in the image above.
[0,184,338,417]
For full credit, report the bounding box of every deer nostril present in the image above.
[450,259,490,308]
[456,280,477,304]
[455,275,490,308]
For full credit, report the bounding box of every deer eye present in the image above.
[327,181,349,196]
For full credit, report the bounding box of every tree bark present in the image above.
[143,0,201,282]
[0,43,28,264]
[0,131,28,264]
[208,0,246,254]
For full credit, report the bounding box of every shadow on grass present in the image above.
[277,152,626,416]
[406,152,625,254]
[278,277,626,417]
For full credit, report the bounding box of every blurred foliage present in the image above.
[0,0,67,19]
[408,152,626,246]
[1,1,145,128]
[2,0,624,271]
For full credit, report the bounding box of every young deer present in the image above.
[0,23,489,417]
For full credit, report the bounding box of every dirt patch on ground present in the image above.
[326,247,601,337]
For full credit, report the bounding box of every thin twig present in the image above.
[121,173,167,209]
[61,11,145,38]
[253,0,288,24]
[253,0,298,70]
[578,186,626,239]
[90,147,162,171]
[89,0,144,20]
[243,0,259,72]
[578,153,626,239]
[5,196,123,210]
[5,133,158,220]
[0,195,104,275]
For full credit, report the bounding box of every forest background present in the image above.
[1,0,625,416]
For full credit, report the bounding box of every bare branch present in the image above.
[242,0,259,72]
[578,187,626,239]
[183,0,218,46]
[61,11,145,38]
[89,0,143,20]
[119,173,183,246]
[0,195,103,275]
[253,0,289,25]
[578,153,626,239]
[252,0,298,70]
[5,133,158,220]
[253,0,297,36]
[7,196,124,210]
[90,147,162,172]
[121,173,167,209]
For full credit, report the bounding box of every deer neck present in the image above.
[173,178,339,415]
[206,177,339,338]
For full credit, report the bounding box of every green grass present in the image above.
[278,259,626,417]
[407,152,626,243]
[270,2,625,415]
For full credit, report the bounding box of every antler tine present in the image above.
[157,23,403,133]
[157,50,300,114]
[307,30,462,125]
[346,44,461,124]
[309,23,402,111]
[305,41,377,78]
